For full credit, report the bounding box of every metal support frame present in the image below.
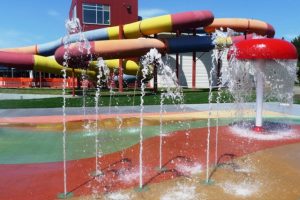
[217,57,222,86]
[153,64,158,93]
[118,25,124,92]
[153,33,158,93]
[176,30,181,80]
[192,29,197,89]
[39,71,42,88]
[72,68,75,96]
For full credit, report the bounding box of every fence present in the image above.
[0,77,78,89]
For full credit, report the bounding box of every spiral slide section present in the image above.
[0,32,261,78]
[0,51,96,77]
[1,10,214,56]
[0,50,142,77]
[55,36,216,65]
[54,33,253,66]
[0,11,277,78]
[90,60,140,76]
[204,18,275,38]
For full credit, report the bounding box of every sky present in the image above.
[0,0,299,48]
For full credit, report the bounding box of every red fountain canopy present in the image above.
[229,38,298,60]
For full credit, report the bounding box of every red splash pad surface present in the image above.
[1,125,300,200]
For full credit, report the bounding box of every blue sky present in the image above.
[0,0,299,48]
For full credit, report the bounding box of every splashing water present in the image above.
[211,49,229,166]
[61,54,68,197]
[175,163,202,175]
[60,18,79,198]
[159,53,184,104]
[94,58,110,177]
[161,183,200,200]
[61,17,93,198]
[108,71,116,114]
[205,28,234,182]
[159,95,165,169]
[132,70,139,108]
[205,56,217,182]
[141,49,184,169]
[65,18,81,34]
[138,50,155,188]
[218,180,262,197]
[154,50,184,169]
[118,168,140,184]
[105,192,133,200]
[230,121,298,140]
[225,51,298,121]
[67,17,91,128]
[65,17,91,53]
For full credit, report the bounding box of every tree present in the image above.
[291,36,300,82]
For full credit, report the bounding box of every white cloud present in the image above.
[4,30,22,37]
[0,38,24,48]
[0,29,23,48]
[47,10,60,17]
[0,29,42,48]
[139,8,169,19]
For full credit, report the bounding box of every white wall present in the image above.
[149,49,230,89]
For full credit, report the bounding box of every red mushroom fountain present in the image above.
[228,38,298,132]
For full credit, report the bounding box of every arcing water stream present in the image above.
[61,17,92,198]
[138,50,154,188]
[60,17,82,198]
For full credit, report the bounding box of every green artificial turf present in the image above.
[0,89,233,109]
[0,88,69,95]
[0,87,299,109]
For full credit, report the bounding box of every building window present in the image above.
[83,3,110,25]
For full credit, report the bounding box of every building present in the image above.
[68,0,216,89]
[69,0,138,31]
[0,0,139,88]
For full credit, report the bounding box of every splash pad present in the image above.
[0,107,300,199]
[0,8,299,200]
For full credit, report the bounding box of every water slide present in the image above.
[0,50,140,78]
[0,10,214,77]
[54,36,217,66]
[0,10,276,78]
[204,18,275,38]
[54,17,275,66]
[0,51,96,78]
[2,11,214,56]
[90,60,140,76]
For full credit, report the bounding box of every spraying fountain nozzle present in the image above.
[253,126,265,133]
